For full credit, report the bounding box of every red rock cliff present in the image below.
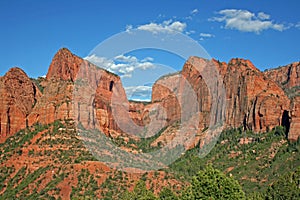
[1,48,299,143]
[29,48,126,139]
[264,61,300,141]
[0,68,41,141]
[264,62,300,89]
[289,96,300,141]
[46,48,82,81]
[152,57,290,134]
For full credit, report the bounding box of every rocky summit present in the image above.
[0,67,41,141]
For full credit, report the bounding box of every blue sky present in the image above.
[1,0,299,82]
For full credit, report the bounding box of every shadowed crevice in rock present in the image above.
[281,110,290,137]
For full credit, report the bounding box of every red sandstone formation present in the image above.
[289,96,300,141]
[264,61,300,89]
[0,68,41,141]
[1,48,299,144]
[265,62,300,141]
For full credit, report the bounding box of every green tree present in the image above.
[121,180,157,200]
[181,165,246,199]
[159,187,178,200]
[266,167,300,200]
[246,192,264,200]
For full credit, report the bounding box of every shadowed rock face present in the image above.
[0,67,41,141]
[264,62,300,141]
[1,48,299,144]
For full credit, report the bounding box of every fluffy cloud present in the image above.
[115,55,138,63]
[85,54,155,78]
[296,22,300,29]
[133,20,186,34]
[210,9,286,33]
[124,86,152,101]
[257,12,270,20]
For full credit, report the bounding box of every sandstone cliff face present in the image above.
[264,62,300,89]
[28,79,74,126]
[46,48,83,81]
[264,61,300,141]
[1,48,299,144]
[150,57,292,147]
[0,68,41,141]
[28,48,81,126]
[153,57,290,133]
[221,58,290,133]
[152,73,182,125]
[29,48,125,139]
[289,96,300,141]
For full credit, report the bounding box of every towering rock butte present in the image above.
[151,57,293,145]
[217,58,290,133]
[28,48,81,126]
[264,61,300,141]
[1,48,299,144]
[28,48,124,138]
[0,67,42,141]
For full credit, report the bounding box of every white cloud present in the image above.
[136,20,187,34]
[137,62,155,70]
[258,12,270,20]
[115,55,138,63]
[85,54,155,78]
[191,9,198,15]
[199,33,215,38]
[186,30,196,35]
[125,86,152,101]
[125,86,152,96]
[210,9,286,33]
[141,57,154,62]
[296,22,300,29]
[84,54,114,69]
[125,24,133,32]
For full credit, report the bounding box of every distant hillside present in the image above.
[0,120,299,199]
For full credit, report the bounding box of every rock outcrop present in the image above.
[46,48,82,81]
[289,96,300,141]
[0,68,41,141]
[152,57,290,133]
[29,48,125,139]
[220,58,290,133]
[1,48,299,144]
[150,57,293,147]
[28,48,81,126]
[264,61,300,141]
[264,62,300,89]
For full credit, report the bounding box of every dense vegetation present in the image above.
[121,166,246,199]
[169,126,300,194]
[0,121,299,199]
